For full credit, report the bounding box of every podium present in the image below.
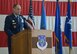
[11,30,52,54]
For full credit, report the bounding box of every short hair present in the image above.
[13,4,19,8]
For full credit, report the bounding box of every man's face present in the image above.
[13,5,21,15]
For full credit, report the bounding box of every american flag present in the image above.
[26,0,35,29]
[0,0,77,54]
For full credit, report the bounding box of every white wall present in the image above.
[0,47,77,54]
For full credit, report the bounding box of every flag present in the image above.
[64,0,72,49]
[26,0,35,29]
[40,0,46,29]
[54,0,62,54]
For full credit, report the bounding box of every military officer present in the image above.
[4,4,30,54]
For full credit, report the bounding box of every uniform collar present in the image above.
[13,13,20,18]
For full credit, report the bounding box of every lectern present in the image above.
[11,30,52,54]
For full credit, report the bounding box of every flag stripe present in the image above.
[0,1,77,16]
[0,31,77,47]
[0,15,77,31]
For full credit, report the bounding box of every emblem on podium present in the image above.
[37,35,48,51]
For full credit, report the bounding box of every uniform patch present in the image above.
[12,20,15,22]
